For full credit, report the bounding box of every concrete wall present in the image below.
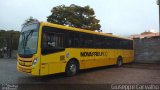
[134,36,160,63]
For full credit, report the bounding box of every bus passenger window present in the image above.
[42,31,64,54]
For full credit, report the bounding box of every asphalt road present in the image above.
[0,59,160,89]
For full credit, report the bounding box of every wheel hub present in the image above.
[70,64,76,74]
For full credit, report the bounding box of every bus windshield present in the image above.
[18,23,39,56]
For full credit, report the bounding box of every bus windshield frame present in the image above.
[18,23,39,57]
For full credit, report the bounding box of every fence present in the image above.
[134,36,160,63]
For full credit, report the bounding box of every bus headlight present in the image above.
[32,58,38,66]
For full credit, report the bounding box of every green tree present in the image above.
[0,30,20,58]
[23,16,38,26]
[0,30,6,50]
[47,4,101,31]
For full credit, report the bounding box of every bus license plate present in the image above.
[21,68,25,71]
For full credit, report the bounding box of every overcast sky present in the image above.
[0,0,159,36]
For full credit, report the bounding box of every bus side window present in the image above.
[42,27,65,55]
[42,32,47,48]
[68,31,74,47]
[74,32,79,47]
[79,33,85,48]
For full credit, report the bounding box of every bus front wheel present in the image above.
[65,60,78,76]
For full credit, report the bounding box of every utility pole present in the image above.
[157,0,160,36]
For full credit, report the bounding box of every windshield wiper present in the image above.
[21,32,25,51]
[23,30,34,54]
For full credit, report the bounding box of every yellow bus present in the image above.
[17,21,134,76]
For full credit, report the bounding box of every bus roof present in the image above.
[40,22,132,40]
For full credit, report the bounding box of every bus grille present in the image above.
[19,59,32,67]
[18,59,32,73]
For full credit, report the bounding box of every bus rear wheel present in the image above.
[65,60,78,76]
[117,57,123,67]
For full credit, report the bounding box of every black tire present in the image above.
[117,57,123,67]
[65,60,78,77]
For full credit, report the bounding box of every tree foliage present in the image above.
[22,16,38,26]
[0,30,20,58]
[47,4,101,31]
